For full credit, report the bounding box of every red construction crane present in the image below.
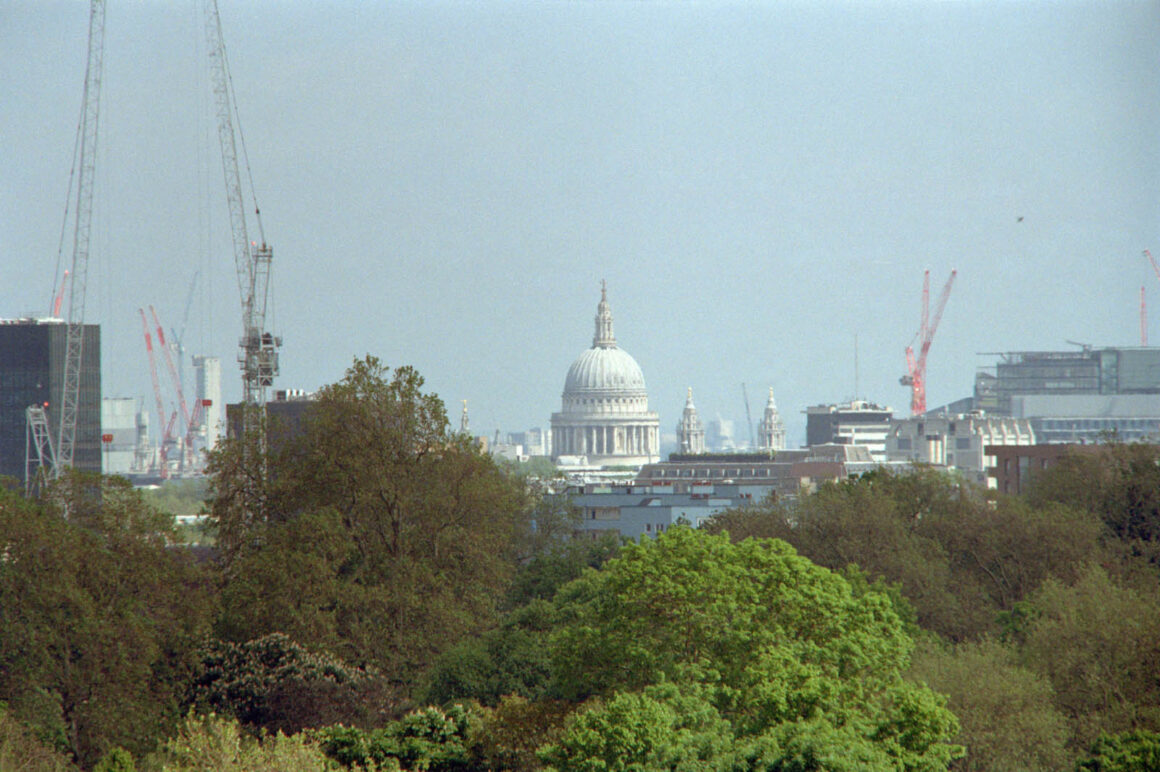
[140,308,174,477]
[900,269,957,416]
[1145,249,1160,285]
[51,270,69,317]
[1142,286,1148,347]
[1142,250,1160,346]
[149,306,191,436]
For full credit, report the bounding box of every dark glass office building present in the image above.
[0,319,101,483]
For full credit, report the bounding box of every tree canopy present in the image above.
[545,527,963,770]
[207,356,530,690]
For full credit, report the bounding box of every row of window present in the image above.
[652,467,775,478]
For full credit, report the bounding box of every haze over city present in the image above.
[4,0,1158,446]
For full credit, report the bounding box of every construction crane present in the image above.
[150,306,192,441]
[140,309,171,476]
[900,269,957,417]
[26,0,106,490]
[1142,286,1148,347]
[741,383,755,450]
[203,0,280,421]
[51,271,69,318]
[171,270,201,411]
[1142,250,1160,346]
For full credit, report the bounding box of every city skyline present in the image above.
[4,1,1158,447]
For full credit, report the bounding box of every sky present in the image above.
[3,0,1159,448]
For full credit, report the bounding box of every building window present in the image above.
[646,523,652,532]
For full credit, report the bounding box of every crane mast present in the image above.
[203,0,279,415]
[54,0,106,476]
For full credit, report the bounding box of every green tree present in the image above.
[0,702,76,771]
[1029,442,1160,563]
[208,357,530,693]
[468,695,571,772]
[421,600,555,707]
[1077,730,1160,772]
[148,712,337,771]
[0,475,217,768]
[539,683,737,772]
[708,467,1105,642]
[547,527,962,770]
[908,638,1071,771]
[185,633,394,736]
[1017,565,1160,750]
[313,703,479,771]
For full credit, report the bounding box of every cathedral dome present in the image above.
[551,284,660,466]
[564,346,647,394]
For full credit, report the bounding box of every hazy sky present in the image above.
[3,0,1159,447]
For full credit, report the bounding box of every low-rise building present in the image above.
[986,443,1085,495]
[637,444,884,501]
[570,481,772,541]
[886,412,1035,486]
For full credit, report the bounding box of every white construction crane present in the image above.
[26,0,106,494]
[203,0,280,418]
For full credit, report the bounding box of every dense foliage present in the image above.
[5,360,1160,770]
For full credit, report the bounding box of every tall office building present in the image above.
[975,347,1160,443]
[0,319,100,482]
[805,400,893,461]
[193,355,223,452]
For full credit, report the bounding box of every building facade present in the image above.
[193,355,223,453]
[804,400,893,461]
[974,347,1160,444]
[986,443,1085,496]
[637,445,885,502]
[0,319,100,482]
[571,481,773,541]
[886,412,1035,486]
[551,285,660,467]
[100,397,149,475]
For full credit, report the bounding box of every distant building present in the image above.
[570,481,772,541]
[193,355,223,453]
[506,427,550,457]
[706,415,737,452]
[226,388,316,446]
[986,443,1085,496]
[551,284,660,468]
[976,347,1160,414]
[804,400,893,461]
[676,388,706,454]
[886,412,1035,486]
[975,347,1160,443]
[0,318,100,483]
[637,445,885,502]
[101,397,149,475]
